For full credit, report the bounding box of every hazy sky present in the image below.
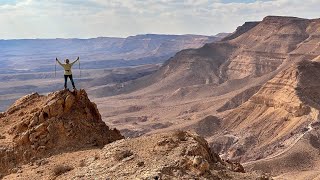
[1,0,319,39]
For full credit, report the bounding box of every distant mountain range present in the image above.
[0,33,228,112]
[0,34,227,74]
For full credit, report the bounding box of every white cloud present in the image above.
[0,0,319,39]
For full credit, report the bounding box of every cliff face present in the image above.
[0,89,123,176]
[218,60,320,162]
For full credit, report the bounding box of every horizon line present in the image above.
[0,33,230,41]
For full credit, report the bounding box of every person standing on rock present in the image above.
[56,57,79,90]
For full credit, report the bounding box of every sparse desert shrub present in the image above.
[53,164,74,176]
[114,150,133,161]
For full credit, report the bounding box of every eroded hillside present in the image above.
[214,60,320,162]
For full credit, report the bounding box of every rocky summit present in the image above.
[0,89,123,177]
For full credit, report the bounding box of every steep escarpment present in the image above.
[290,18,320,55]
[221,16,313,81]
[222,21,259,41]
[0,89,123,176]
[118,16,320,95]
[230,16,310,53]
[217,60,320,162]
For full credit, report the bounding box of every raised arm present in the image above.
[70,57,79,66]
[56,58,63,66]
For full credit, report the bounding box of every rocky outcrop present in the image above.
[0,89,123,176]
[74,131,228,179]
[3,131,264,179]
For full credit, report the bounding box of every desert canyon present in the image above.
[1,16,320,179]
